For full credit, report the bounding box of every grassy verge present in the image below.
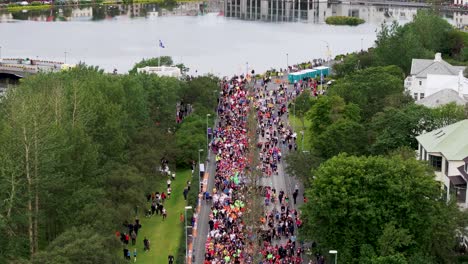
[125,169,192,264]
[289,114,312,151]
[325,16,365,26]
[6,4,51,11]
[175,154,206,264]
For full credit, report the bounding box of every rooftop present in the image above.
[416,89,468,108]
[410,53,466,78]
[417,119,468,160]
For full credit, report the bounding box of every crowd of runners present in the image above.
[202,71,312,264]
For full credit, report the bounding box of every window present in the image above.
[445,159,449,175]
[420,93,425,99]
[419,81,422,86]
[413,93,418,100]
[429,155,442,171]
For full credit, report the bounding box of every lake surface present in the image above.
[0,1,461,75]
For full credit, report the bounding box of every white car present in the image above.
[20,1,29,5]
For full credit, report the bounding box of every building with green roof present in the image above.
[416,119,468,207]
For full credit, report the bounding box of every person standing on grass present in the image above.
[133,248,137,262]
[168,255,175,264]
[162,207,167,220]
[183,187,188,200]
[167,178,171,188]
[180,213,184,223]
[131,230,137,245]
[143,237,150,251]
[167,187,172,199]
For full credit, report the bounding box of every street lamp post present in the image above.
[286,53,289,69]
[64,51,68,64]
[206,114,211,154]
[329,250,338,264]
[0,46,2,62]
[185,206,193,264]
[361,38,363,52]
[300,130,304,150]
[198,149,204,194]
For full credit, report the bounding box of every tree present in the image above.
[284,151,322,186]
[328,66,405,120]
[369,104,433,154]
[307,95,360,139]
[370,103,466,154]
[290,92,313,131]
[313,119,367,159]
[374,22,430,74]
[301,154,468,264]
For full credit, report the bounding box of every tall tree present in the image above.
[301,154,468,264]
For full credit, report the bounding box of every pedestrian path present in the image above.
[129,170,192,264]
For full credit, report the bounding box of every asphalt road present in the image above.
[192,75,305,263]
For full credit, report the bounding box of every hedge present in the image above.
[325,16,365,26]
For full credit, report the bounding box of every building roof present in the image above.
[416,89,468,108]
[416,119,468,160]
[410,53,466,78]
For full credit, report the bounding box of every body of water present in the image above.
[0,1,462,75]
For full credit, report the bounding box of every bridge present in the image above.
[0,58,64,79]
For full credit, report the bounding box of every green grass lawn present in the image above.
[129,169,192,264]
[289,114,312,151]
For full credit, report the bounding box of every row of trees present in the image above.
[0,60,219,263]
[287,10,468,264]
[333,11,468,78]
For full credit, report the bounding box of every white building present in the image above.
[137,66,181,78]
[454,12,468,30]
[404,53,466,101]
[454,0,468,5]
[416,119,468,208]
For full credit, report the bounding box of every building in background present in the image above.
[416,120,468,208]
[137,66,181,78]
[405,53,466,101]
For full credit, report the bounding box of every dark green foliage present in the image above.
[0,61,219,262]
[372,10,462,73]
[328,66,404,120]
[325,16,365,26]
[301,154,468,264]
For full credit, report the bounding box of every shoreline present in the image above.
[2,0,200,12]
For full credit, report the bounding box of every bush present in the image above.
[325,16,365,26]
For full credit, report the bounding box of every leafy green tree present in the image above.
[431,102,467,128]
[409,10,453,52]
[370,103,466,154]
[290,92,313,130]
[314,119,367,159]
[301,154,467,264]
[369,104,433,154]
[328,66,404,120]
[284,151,322,186]
[374,21,430,73]
[332,50,376,78]
[33,227,124,264]
[307,95,360,140]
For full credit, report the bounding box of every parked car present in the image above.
[19,1,29,5]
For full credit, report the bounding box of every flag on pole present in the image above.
[159,40,165,48]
